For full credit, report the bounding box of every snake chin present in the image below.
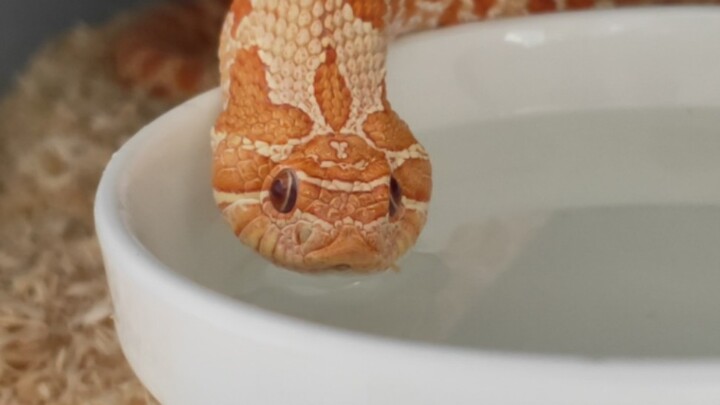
[249,206,427,274]
[301,225,389,271]
[262,225,388,273]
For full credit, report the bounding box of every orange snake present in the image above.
[113,0,712,273]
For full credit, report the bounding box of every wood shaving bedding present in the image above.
[0,10,214,404]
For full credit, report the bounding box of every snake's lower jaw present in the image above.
[301,226,392,273]
[288,208,429,274]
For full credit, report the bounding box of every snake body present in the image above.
[114,0,710,273]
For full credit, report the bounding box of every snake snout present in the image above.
[303,226,384,272]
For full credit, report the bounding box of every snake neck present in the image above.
[216,1,395,141]
[212,0,605,136]
[115,0,717,100]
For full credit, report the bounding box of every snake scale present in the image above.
[113,0,712,273]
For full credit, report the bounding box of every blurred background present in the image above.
[0,1,177,403]
[0,0,157,94]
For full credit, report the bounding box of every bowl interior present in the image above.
[118,8,720,359]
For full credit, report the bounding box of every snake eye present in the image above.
[389,176,402,217]
[269,169,298,213]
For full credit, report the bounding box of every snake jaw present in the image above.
[303,225,383,271]
[232,188,420,273]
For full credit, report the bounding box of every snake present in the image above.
[113,0,711,273]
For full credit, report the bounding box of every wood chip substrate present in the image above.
[0,11,215,404]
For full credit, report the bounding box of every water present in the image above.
[133,107,720,359]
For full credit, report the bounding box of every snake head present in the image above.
[216,134,431,273]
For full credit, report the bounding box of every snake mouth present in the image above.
[303,226,383,271]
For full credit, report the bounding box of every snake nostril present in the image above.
[295,223,312,244]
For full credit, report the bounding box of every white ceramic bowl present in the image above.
[96,8,720,405]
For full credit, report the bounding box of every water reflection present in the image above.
[233,213,549,345]
[178,207,720,359]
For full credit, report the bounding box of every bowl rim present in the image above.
[95,6,720,381]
